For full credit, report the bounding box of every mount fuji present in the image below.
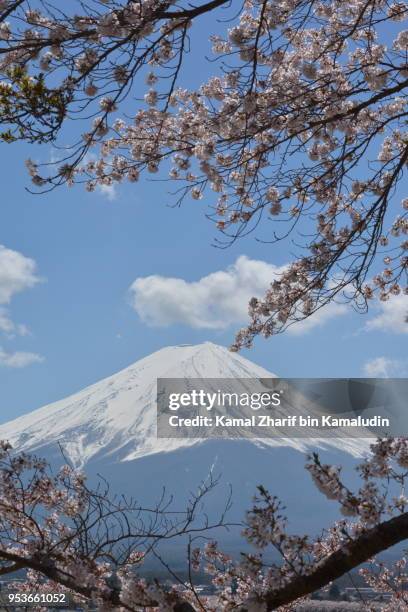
[0,343,367,541]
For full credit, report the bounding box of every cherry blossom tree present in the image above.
[0,1,407,343]
[0,439,232,611]
[1,437,408,610]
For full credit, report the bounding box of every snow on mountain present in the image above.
[0,342,365,468]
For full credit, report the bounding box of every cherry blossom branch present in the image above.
[259,512,408,610]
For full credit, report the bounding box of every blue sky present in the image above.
[0,12,406,424]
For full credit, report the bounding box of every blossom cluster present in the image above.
[1,1,407,343]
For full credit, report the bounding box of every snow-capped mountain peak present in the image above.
[0,343,366,468]
[0,343,276,466]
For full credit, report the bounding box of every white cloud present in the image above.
[130,255,278,329]
[0,244,40,304]
[0,347,44,368]
[0,308,17,335]
[0,245,43,366]
[0,307,30,337]
[366,294,408,335]
[363,356,408,378]
[98,183,117,201]
[129,255,347,333]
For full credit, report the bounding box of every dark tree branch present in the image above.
[260,512,408,610]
